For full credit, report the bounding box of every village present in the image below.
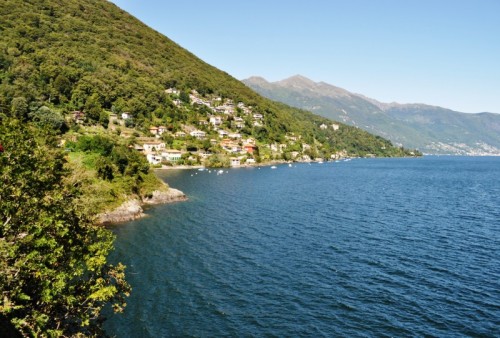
[76,89,344,168]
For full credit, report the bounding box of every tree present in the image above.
[0,119,129,337]
[95,156,115,181]
[10,97,29,121]
[84,93,102,122]
[29,106,67,133]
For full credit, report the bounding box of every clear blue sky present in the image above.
[110,0,500,113]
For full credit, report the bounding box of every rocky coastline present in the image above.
[97,188,187,225]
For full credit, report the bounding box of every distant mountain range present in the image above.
[243,75,500,155]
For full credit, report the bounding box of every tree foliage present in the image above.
[0,118,130,337]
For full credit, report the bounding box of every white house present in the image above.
[331,123,340,131]
[158,126,167,134]
[143,142,165,153]
[146,153,162,165]
[320,123,328,130]
[230,158,241,167]
[121,112,130,119]
[190,130,206,139]
[149,126,159,135]
[209,116,222,126]
[165,88,178,94]
[218,130,229,137]
[161,149,182,162]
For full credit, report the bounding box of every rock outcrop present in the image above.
[142,188,187,205]
[98,188,187,225]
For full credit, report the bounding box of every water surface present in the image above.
[105,157,499,337]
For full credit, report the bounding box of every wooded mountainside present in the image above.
[0,0,418,158]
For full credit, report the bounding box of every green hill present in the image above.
[0,0,417,161]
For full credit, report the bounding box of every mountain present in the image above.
[0,0,417,161]
[243,76,500,155]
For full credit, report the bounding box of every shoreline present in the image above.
[97,187,187,225]
[154,160,293,171]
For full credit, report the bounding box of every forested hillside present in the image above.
[0,0,417,159]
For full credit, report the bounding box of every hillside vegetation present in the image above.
[0,0,417,161]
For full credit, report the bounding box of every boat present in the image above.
[271,166,277,169]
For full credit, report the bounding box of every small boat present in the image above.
[288,163,292,167]
[271,166,277,169]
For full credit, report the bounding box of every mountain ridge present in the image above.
[243,76,500,155]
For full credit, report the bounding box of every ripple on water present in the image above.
[105,157,500,337]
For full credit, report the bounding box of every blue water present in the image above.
[104,157,500,337]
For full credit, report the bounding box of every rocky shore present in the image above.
[98,188,187,225]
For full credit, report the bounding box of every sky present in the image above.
[109,0,500,113]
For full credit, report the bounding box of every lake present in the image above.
[104,156,499,337]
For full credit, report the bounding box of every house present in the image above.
[228,133,241,140]
[172,99,182,106]
[149,126,159,135]
[165,88,178,94]
[331,123,340,131]
[142,141,165,153]
[199,119,208,126]
[253,113,263,120]
[218,130,229,137]
[190,130,206,139]
[243,143,257,154]
[221,139,241,153]
[161,149,182,162]
[72,111,85,123]
[175,131,186,138]
[215,106,226,114]
[121,112,130,119]
[320,123,328,130]
[158,126,167,134]
[209,116,222,126]
[146,153,162,165]
[234,121,245,129]
[133,144,144,152]
[230,158,241,167]
[215,106,233,115]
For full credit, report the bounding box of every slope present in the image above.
[0,0,417,161]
